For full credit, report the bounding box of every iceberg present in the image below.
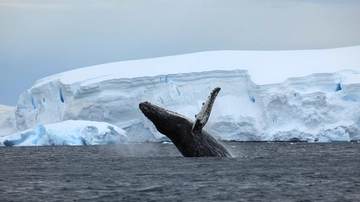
[0,120,128,146]
[1,46,359,143]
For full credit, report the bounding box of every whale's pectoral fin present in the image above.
[192,87,221,133]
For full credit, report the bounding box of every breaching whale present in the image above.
[139,87,231,157]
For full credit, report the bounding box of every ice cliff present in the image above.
[0,120,127,146]
[1,46,360,143]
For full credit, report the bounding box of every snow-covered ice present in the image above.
[0,120,128,146]
[1,46,359,145]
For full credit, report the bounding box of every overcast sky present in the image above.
[1,0,360,105]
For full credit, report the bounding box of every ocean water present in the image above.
[0,142,359,201]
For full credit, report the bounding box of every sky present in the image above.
[1,0,360,106]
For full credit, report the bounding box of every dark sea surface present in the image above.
[0,142,359,202]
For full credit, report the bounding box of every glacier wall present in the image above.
[1,47,360,142]
[1,69,359,142]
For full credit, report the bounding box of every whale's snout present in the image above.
[139,102,147,112]
[139,101,181,126]
[139,101,154,115]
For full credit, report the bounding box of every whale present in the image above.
[139,87,231,157]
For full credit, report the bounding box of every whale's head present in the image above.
[139,101,192,135]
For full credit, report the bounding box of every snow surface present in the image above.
[0,120,128,146]
[1,46,360,144]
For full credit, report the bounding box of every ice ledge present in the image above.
[0,120,128,146]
